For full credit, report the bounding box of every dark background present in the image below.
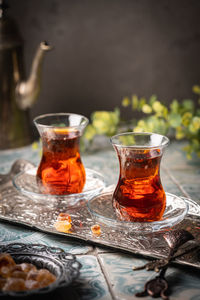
[7,0,200,120]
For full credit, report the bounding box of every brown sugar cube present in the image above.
[25,279,40,290]
[57,213,72,223]
[0,253,16,268]
[54,220,72,233]
[26,270,39,281]
[0,266,13,278]
[19,263,37,273]
[11,264,23,272]
[11,270,27,280]
[91,224,101,236]
[36,269,56,287]
[11,263,37,274]
[0,277,6,289]
[3,278,26,292]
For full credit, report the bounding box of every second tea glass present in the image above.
[34,113,88,195]
[111,132,169,222]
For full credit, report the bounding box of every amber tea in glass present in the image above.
[34,113,88,195]
[111,132,169,222]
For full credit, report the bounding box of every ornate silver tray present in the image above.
[0,160,200,269]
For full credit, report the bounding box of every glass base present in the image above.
[13,168,105,207]
[87,192,189,233]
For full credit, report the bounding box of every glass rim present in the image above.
[33,112,89,129]
[110,132,170,149]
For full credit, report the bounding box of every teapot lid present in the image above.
[0,0,23,50]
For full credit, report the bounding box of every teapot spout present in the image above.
[16,41,52,110]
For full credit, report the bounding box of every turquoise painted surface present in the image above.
[0,222,92,254]
[99,252,200,300]
[74,256,112,300]
[0,145,39,173]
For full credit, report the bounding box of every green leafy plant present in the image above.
[82,108,120,144]
[83,85,200,159]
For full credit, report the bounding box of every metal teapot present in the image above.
[0,0,51,150]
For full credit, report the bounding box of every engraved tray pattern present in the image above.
[0,160,200,269]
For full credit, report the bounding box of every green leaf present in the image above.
[192,85,200,95]
[181,112,193,127]
[91,110,120,136]
[168,113,182,128]
[138,97,146,110]
[82,84,200,160]
[83,124,96,141]
[133,126,145,133]
[148,116,168,135]
[182,99,194,112]
[188,117,200,133]
[191,139,200,149]
[142,104,152,114]
[122,97,130,107]
[192,117,200,130]
[131,95,139,110]
[134,116,168,135]
[137,120,146,128]
[162,107,169,120]
[170,100,179,113]
[149,95,157,106]
[175,126,185,140]
[197,109,200,116]
[152,101,164,113]
[134,120,149,133]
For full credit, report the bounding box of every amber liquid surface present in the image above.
[112,148,166,222]
[36,129,86,195]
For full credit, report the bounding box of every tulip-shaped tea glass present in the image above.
[111,132,169,222]
[34,113,88,195]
